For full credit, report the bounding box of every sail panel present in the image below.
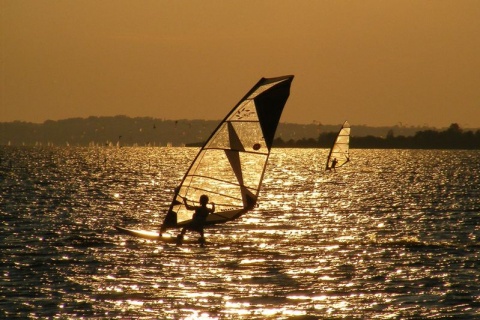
[205,121,266,154]
[162,75,294,228]
[248,82,281,99]
[230,121,267,154]
[228,100,258,121]
[239,151,267,190]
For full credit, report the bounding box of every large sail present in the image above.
[325,121,351,170]
[161,75,294,230]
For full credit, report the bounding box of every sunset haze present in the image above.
[2,1,480,128]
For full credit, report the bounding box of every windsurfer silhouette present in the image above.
[330,158,338,171]
[176,195,215,247]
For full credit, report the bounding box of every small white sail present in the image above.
[326,121,351,171]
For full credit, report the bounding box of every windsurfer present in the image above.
[330,158,338,171]
[176,195,215,246]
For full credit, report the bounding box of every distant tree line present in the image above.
[2,117,479,149]
[273,123,480,149]
[1,116,440,147]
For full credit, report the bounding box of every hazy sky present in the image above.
[2,1,480,128]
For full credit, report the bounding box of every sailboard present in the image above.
[116,75,294,241]
[115,226,203,244]
[325,120,351,171]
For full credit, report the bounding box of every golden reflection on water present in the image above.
[2,147,480,319]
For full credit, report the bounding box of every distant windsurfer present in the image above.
[330,158,338,171]
[176,195,215,247]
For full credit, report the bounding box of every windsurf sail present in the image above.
[325,120,351,170]
[161,75,294,232]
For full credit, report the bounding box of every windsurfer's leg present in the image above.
[180,227,187,236]
[176,227,186,245]
[198,229,206,247]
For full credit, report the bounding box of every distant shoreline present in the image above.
[1,116,479,149]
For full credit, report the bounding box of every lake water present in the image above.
[1,147,479,319]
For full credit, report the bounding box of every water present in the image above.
[1,147,479,319]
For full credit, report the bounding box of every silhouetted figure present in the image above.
[330,158,338,172]
[176,195,215,247]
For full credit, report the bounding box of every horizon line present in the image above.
[0,115,476,129]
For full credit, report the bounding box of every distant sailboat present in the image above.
[116,75,294,241]
[325,121,351,171]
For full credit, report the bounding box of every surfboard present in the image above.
[114,226,203,245]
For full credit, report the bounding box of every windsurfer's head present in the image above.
[199,195,209,205]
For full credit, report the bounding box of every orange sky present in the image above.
[2,1,480,128]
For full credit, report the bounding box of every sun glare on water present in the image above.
[2,147,480,319]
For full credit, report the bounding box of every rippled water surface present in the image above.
[1,147,479,319]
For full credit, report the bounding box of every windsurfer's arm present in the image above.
[183,198,195,210]
[210,202,215,214]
